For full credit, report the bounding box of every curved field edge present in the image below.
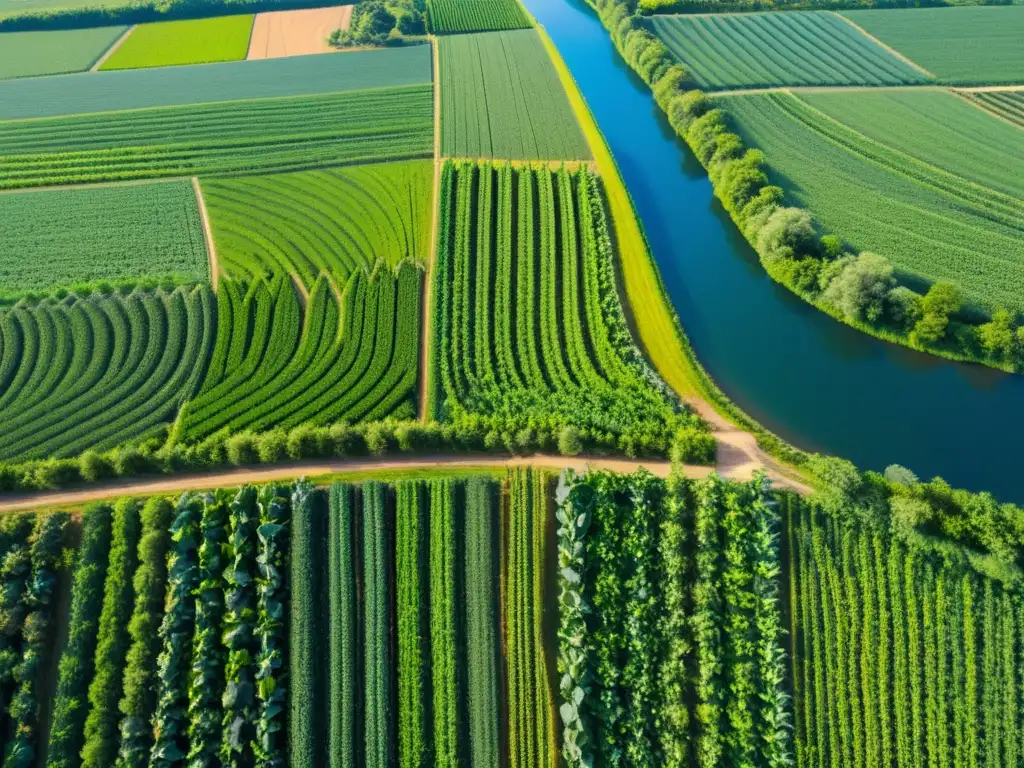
[534,22,809,474]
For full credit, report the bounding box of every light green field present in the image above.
[724,90,1024,313]
[966,91,1024,129]
[100,14,254,70]
[0,180,208,296]
[842,6,1024,85]
[0,26,126,79]
[202,160,434,288]
[439,30,589,160]
[649,12,929,90]
[0,0,104,16]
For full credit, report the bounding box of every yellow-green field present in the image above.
[100,14,255,70]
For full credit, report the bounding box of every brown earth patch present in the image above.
[247,5,353,60]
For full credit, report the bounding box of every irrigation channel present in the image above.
[526,0,1023,500]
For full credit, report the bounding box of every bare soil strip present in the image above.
[89,25,135,71]
[192,177,220,292]
[0,448,812,513]
[832,12,936,78]
[247,5,353,60]
[418,35,442,421]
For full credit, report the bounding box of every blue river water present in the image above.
[523,0,1021,500]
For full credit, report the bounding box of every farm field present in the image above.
[723,91,1024,313]
[0,180,208,296]
[648,12,929,90]
[201,160,433,287]
[247,5,353,59]
[0,85,434,188]
[439,30,590,160]
[0,43,431,120]
[0,26,126,79]
[841,6,1024,85]
[427,0,531,34]
[0,286,214,459]
[965,90,1024,128]
[432,162,693,451]
[178,263,422,440]
[99,15,254,70]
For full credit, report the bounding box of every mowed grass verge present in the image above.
[725,90,1024,313]
[100,15,254,70]
[842,6,1024,85]
[0,85,434,188]
[0,43,431,120]
[0,180,208,296]
[0,26,126,80]
[427,0,531,34]
[439,30,590,161]
[648,11,928,91]
[202,160,434,288]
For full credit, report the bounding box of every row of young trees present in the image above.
[589,0,1024,371]
[431,161,714,460]
[556,468,792,768]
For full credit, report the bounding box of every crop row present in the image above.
[557,469,793,767]
[427,0,531,34]
[0,85,433,188]
[0,285,214,461]
[202,160,433,289]
[964,90,1024,130]
[433,161,694,452]
[180,260,422,440]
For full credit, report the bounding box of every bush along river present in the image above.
[524,0,1022,500]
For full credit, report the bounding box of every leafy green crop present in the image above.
[427,0,530,34]
[100,15,253,70]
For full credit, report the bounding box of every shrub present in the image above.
[226,431,259,466]
[364,422,390,456]
[888,286,923,329]
[670,426,717,465]
[821,252,895,323]
[755,207,817,261]
[558,426,583,457]
[257,429,287,464]
[79,451,114,483]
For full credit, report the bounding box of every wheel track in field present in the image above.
[192,177,220,292]
[0,450,811,513]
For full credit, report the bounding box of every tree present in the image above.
[977,308,1018,362]
[884,464,918,486]
[558,426,583,457]
[911,282,962,345]
[887,286,923,330]
[821,252,894,323]
[397,9,424,35]
[754,207,817,261]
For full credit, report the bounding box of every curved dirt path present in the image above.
[0,449,809,513]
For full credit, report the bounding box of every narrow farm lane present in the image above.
[418,35,443,421]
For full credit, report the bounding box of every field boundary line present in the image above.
[419,35,442,422]
[192,176,220,292]
[90,25,136,72]
[832,12,935,79]
[950,88,1024,130]
[954,84,1024,93]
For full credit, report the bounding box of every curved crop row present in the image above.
[433,161,694,451]
[0,286,214,461]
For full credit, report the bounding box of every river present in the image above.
[523,0,1021,500]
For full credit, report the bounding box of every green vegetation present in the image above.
[724,90,1024,314]
[289,481,317,766]
[649,12,928,91]
[439,30,590,160]
[842,6,1024,85]
[0,286,215,460]
[328,483,357,768]
[966,90,1024,128]
[0,86,433,188]
[202,161,433,288]
[0,181,208,296]
[100,15,254,70]
[178,263,421,441]
[395,481,427,768]
[363,481,392,768]
[427,0,530,34]
[0,26,126,79]
[330,0,425,47]
[433,161,711,459]
[0,44,431,120]
[428,478,458,768]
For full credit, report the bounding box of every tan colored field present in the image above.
[247,5,352,59]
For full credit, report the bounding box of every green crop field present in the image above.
[842,6,1024,85]
[439,30,590,160]
[0,181,208,296]
[0,26,126,79]
[202,160,433,288]
[0,43,431,120]
[99,15,254,70]
[649,12,929,91]
[0,286,214,460]
[179,264,422,440]
[966,90,1024,128]
[724,91,1024,313]
[0,85,433,188]
[427,0,531,34]
[432,162,698,451]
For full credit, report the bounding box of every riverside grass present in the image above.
[649,11,927,91]
[0,26,127,79]
[0,180,208,296]
[725,90,1024,314]
[99,15,254,70]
